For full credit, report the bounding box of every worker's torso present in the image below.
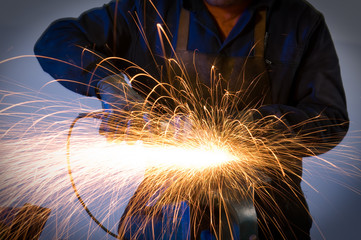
[114,0,320,108]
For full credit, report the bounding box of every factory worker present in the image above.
[34,0,349,239]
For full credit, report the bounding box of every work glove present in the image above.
[244,107,305,185]
[97,73,149,136]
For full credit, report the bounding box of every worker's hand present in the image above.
[97,73,148,136]
[243,108,304,184]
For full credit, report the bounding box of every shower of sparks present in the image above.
[1,57,356,240]
[1,10,359,240]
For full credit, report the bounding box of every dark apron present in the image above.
[118,8,273,240]
[173,8,271,111]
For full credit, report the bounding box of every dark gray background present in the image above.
[0,0,360,239]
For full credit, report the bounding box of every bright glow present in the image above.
[149,144,237,170]
[73,140,237,171]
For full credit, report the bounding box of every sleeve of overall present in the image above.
[34,1,133,96]
[256,15,349,156]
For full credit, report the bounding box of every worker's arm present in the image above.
[34,1,134,97]
[254,14,349,156]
